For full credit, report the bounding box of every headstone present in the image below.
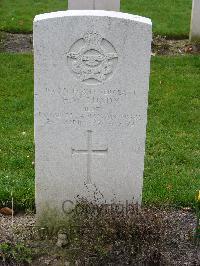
[68,0,94,10]
[34,10,152,218]
[95,0,120,11]
[68,0,120,11]
[190,0,200,42]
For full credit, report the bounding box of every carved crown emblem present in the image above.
[66,32,118,84]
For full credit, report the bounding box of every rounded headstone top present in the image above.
[34,10,152,26]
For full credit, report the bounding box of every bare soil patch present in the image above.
[0,208,199,265]
[0,33,33,53]
[1,32,200,55]
[152,36,200,56]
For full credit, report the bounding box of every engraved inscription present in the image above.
[44,87,127,105]
[67,32,118,84]
[38,111,142,128]
[72,130,108,184]
[38,85,141,129]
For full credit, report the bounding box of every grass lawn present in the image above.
[144,56,200,207]
[0,54,34,210]
[0,54,199,211]
[121,0,192,38]
[0,0,192,37]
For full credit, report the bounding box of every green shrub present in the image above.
[0,242,33,264]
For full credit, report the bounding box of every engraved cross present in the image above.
[72,130,108,184]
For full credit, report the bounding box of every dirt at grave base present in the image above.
[1,32,200,55]
[0,32,33,53]
[152,35,200,56]
[0,209,200,265]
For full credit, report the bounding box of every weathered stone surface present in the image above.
[68,0,120,11]
[68,0,94,10]
[34,10,152,217]
[190,0,200,42]
[95,0,120,11]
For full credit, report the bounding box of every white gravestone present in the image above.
[68,0,94,10]
[190,0,200,41]
[34,10,152,217]
[68,0,120,11]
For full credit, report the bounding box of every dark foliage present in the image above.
[64,199,168,265]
